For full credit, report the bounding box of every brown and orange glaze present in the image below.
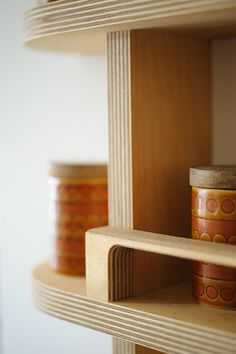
[190,167,236,309]
[49,164,108,276]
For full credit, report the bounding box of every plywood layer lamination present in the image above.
[24,0,236,53]
[107,30,211,301]
[34,263,236,354]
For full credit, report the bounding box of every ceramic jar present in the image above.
[190,166,236,309]
[49,163,108,275]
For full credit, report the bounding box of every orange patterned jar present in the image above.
[49,163,108,275]
[190,166,236,309]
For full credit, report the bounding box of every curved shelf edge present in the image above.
[24,30,106,54]
[24,0,236,54]
[33,263,236,354]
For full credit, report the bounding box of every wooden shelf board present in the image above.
[87,227,236,269]
[86,227,236,302]
[25,0,236,53]
[34,263,236,354]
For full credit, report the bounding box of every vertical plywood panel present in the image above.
[213,38,236,165]
[108,31,133,229]
[108,31,134,302]
[131,31,211,235]
[108,30,212,354]
[131,31,212,295]
[113,338,135,354]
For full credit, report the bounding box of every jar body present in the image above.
[192,187,236,308]
[49,175,108,275]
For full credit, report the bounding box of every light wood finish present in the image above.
[107,30,211,302]
[108,31,132,229]
[106,29,211,353]
[33,263,236,354]
[108,29,137,354]
[107,30,182,352]
[33,28,212,353]
[131,31,211,236]
[24,0,236,54]
[86,226,236,301]
[113,340,166,354]
[113,339,135,354]
[26,2,230,353]
[107,30,134,350]
[113,339,164,354]
[107,30,134,305]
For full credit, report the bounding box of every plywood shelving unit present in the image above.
[25,1,236,354]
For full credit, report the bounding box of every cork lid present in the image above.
[49,162,107,179]
[190,166,236,189]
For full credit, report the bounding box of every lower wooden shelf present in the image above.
[33,263,236,354]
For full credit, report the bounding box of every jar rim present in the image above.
[190,166,236,189]
[49,162,107,179]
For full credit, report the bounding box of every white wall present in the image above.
[0,1,111,354]
[1,3,236,354]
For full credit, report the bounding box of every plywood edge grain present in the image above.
[86,226,236,304]
[33,262,236,354]
[88,226,236,269]
[24,0,236,53]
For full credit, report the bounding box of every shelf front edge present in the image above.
[24,0,236,53]
[33,263,236,354]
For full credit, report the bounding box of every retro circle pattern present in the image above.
[192,216,236,243]
[49,177,108,275]
[49,178,108,202]
[193,274,236,308]
[192,187,236,221]
[192,186,236,309]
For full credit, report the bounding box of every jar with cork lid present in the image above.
[190,166,236,309]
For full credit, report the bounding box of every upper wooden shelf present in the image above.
[34,262,236,354]
[25,0,236,54]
